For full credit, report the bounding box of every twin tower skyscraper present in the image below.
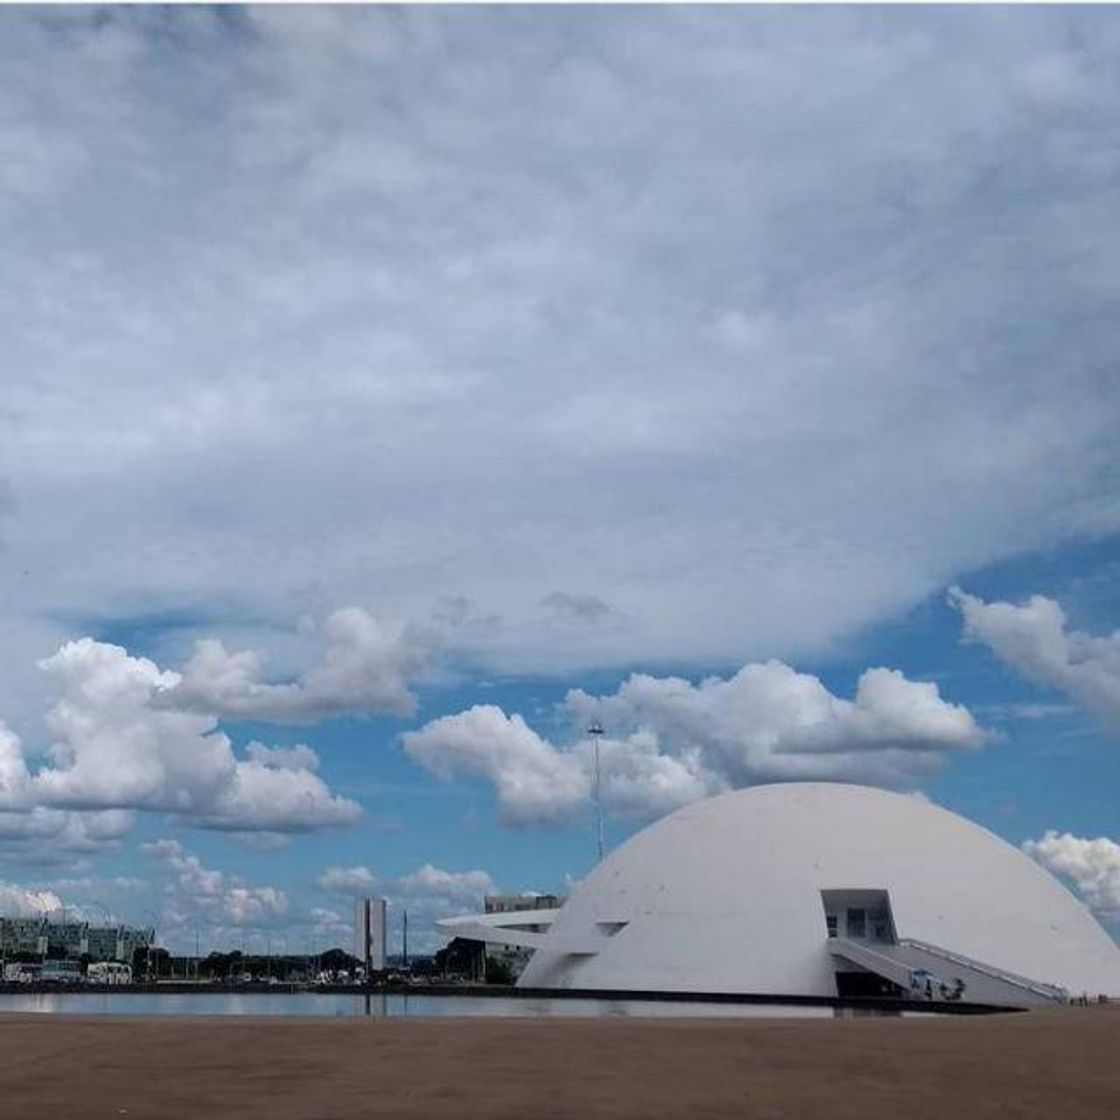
[355,897,387,974]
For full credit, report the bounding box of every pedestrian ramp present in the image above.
[828,936,1068,1007]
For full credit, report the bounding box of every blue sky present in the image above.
[1,6,1118,953]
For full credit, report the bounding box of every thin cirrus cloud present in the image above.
[402,661,986,827]
[2,6,1120,706]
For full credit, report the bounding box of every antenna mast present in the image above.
[588,722,605,862]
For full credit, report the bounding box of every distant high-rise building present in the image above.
[354,897,387,974]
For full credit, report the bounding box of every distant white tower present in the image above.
[588,722,605,862]
[354,897,387,975]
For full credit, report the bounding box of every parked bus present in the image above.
[41,960,83,984]
[86,961,132,985]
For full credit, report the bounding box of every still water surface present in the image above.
[0,991,908,1019]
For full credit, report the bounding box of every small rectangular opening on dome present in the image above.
[820,889,896,944]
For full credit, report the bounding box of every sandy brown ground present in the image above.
[1,1007,1117,1119]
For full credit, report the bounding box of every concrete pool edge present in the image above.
[0,981,1018,1015]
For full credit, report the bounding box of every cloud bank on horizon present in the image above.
[2,587,1118,939]
[1,7,1118,945]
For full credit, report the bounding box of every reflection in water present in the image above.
[833,1006,903,1019]
[0,991,870,1020]
[0,992,938,1019]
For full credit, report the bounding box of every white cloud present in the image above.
[0,881,63,917]
[142,838,289,927]
[1,8,1119,692]
[402,706,588,826]
[244,742,320,771]
[1023,831,1120,917]
[388,863,500,954]
[404,661,985,825]
[309,906,348,934]
[45,875,147,896]
[193,756,361,835]
[314,860,501,954]
[393,863,497,905]
[172,609,430,722]
[0,638,361,837]
[317,866,377,894]
[318,862,498,909]
[0,719,136,860]
[951,588,1120,728]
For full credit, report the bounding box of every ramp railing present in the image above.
[897,938,1067,1003]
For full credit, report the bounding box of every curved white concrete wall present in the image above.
[518,784,1120,998]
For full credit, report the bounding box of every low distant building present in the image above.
[0,918,48,957]
[0,917,154,963]
[86,925,122,961]
[484,895,565,915]
[46,922,88,958]
[116,925,155,963]
[481,895,566,981]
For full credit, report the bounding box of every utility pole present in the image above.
[588,722,605,862]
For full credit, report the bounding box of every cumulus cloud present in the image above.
[389,863,500,954]
[309,907,349,939]
[171,609,429,722]
[0,720,136,859]
[404,661,985,825]
[318,862,496,911]
[315,859,500,953]
[951,588,1120,728]
[1023,831,1120,918]
[142,838,289,927]
[317,866,378,894]
[244,742,320,771]
[0,881,63,917]
[402,706,588,826]
[393,864,497,905]
[0,638,361,839]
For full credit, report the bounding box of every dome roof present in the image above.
[518,783,1120,999]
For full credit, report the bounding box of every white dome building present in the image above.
[443,784,1120,1006]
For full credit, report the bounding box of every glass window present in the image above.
[846,908,866,938]
[826,915,838,938]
